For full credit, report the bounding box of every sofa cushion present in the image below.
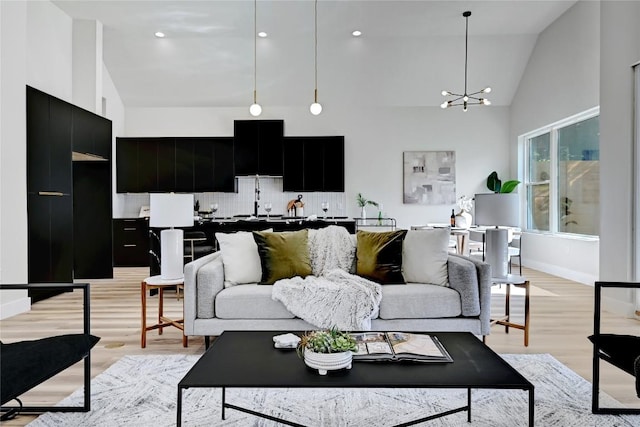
[356,229,407,284]
[253,230,312,285]
[215,285,295,319]
[402,228,449,287]
[379,284,462,319]
[196,256,224,318]
[215,230,271,287]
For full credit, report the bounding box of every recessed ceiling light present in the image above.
[154,32,165,38]
[257,31,267,38]
[352,30,362,37]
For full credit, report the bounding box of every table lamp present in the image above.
[474,193,519,279]
[150,193,194,280]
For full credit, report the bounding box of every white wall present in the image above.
[509,0,600,284]
[599,1,640,315]
[0,1,30,318]
[125,105,510,229]
[0,1,125,318]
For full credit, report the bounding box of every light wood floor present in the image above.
[1,266,638,425]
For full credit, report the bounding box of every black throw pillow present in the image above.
[0,334,100,405]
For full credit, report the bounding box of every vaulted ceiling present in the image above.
[53,0,577,109]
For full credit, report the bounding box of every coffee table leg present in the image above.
[221,387,226,420]
[467,388,472,422]
[529,388,535,426]
[177,386,182,426]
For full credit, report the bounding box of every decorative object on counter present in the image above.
[356,193,378,219]
[287,194,305,217]
[321,201,329,219]
[486,171,521,193]
[150,193,194,280]
[264,202,272,219]
[455,195,473,229]
[193,200,200,215]
[210,203,218,218]
[297,328,357,375]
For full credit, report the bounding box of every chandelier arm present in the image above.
[253,0,257,102]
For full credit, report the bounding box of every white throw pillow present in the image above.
[402,228,449,286]
[215,230,272,287]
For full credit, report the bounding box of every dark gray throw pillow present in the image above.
[0,334,100,405]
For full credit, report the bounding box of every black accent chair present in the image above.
[0,283,98,421]
[589,281,640,414]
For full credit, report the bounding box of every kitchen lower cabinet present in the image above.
[113,219,150,267]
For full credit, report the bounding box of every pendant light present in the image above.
[440,11,491,112]
[249,0,262,116]
[309,0,322,115]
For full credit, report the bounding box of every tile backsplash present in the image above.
[114,176,346,219]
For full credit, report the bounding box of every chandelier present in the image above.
[440,11,491,112]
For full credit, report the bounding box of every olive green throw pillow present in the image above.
[253,229,312,285]
[356,229,408,284]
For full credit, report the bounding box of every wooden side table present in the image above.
[141,275,188,348]
[489,274,530,347]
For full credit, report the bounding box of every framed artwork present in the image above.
[403,151,456,205]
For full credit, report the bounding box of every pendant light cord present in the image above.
[464,13,468,96]
[253,0,257,104]
[314,0,318,103]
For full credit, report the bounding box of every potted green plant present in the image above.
[486,171,521,193]
[356,193,378,219]
[297,328,357,375]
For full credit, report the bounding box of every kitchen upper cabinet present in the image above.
[234,120,284,176]
[283,136,345,192]
[116,137,235,193]
[193,137,235,192]
[27,87,73,194]
[72,107,112,159]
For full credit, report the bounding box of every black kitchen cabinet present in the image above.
[283,136,345,192]
[234,120,284,176]
[27,194,74,284]
[72,107,112,159]
[73,162,113,278]
[27,86,113,296]
[156,138,176,191]
[175,139,195,192]
[27,88,73,194]
[192,137,236,193]
[113,218,149,267]
[116,138,139,193]
[117,137,235,193]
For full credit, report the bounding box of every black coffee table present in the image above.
[177,331,534,426]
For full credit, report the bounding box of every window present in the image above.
[523,108,600,236]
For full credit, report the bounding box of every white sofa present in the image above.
[183,228,492,345]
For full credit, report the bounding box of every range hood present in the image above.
[72,151,108,162]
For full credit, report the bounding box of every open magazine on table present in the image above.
[350,332,453,363]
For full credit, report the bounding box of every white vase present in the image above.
[455,211,472,229]
[304,350,353,375]
[360,206,367,219]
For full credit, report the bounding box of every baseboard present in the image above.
[0,296,31,320]
[523,259,597,285]
[602,295,637,318]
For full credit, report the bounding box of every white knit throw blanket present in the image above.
[272,226,382,331]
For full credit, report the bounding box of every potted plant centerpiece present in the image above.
[297,328,357,375]
[356,193,378,220]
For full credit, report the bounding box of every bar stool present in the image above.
[141,275,188,348]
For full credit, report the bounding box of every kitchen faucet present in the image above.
[254,174,260,217]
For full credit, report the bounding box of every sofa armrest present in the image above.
[184,252,223,335]
[447,254,492,335]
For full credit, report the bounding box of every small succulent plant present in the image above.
[297,327,357,357]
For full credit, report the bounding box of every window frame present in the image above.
[520,106,600,238]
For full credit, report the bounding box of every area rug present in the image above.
[28,354,639,426]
